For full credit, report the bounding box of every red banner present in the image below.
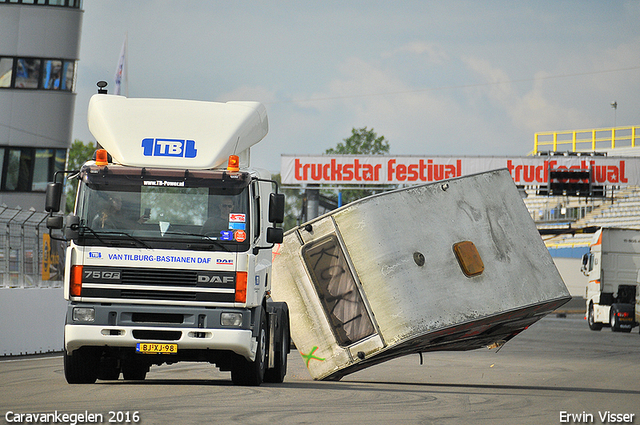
[281,155,640,186]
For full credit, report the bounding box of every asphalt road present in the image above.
[1,315,639,425]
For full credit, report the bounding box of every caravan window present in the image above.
[302,235,375,346]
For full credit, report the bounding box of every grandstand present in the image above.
[526,125,640,257]
[525,188,640,255]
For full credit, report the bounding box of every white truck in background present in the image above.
[582,227,640,333]
[45,87,289,386]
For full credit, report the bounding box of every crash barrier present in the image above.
[0,287,66,356]
[0,206,63,289]
[0,206,66,355]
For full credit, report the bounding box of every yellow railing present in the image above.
[533,126,640,154]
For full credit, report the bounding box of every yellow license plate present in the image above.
[136,343,178,354]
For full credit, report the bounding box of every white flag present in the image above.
[114,36,127,95]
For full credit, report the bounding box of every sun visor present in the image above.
[87,95,268,169]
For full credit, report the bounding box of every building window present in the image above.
[0,0,82,7]
[33,149,66,191]
[0,56,76,91]
[15,58,41,89]
[62,60,75,90]
[5,148,31,191]
[0,58,13,88]
[0,147,66,192]
[42,60,62,89]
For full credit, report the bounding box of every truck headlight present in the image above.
[221,312,243,327]
[72,307,95,322]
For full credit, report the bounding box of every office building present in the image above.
[0,0,83,211]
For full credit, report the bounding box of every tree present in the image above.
[65,139,96,213]
[326,127,390,156]
[271,173,303,231]
[323,127,392,205]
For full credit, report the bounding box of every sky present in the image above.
[72,0,640,173]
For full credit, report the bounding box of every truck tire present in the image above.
[232,308,267,386]
[610,309,620,332]
[64,348,98,384]
[97,356,120,380]
[264,309,289,384]
[122,359,149,380]
[98,367,120,381]
[610,307,633,333]
[588,303,603,331]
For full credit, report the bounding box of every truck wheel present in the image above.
[98,367,121,381]
[97,357,120,380]
[610,309,621,332]
[64,348,98,384]
[97,365,121,380]
[122,360,148,380]
[264,310,289,384]
[610,308,633,333]
[588,303,603,331]
[232,308,267,386]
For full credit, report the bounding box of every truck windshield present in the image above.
[75,180,250,250]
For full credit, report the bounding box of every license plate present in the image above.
[136,343,178,354]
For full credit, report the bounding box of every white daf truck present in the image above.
[45,89,289,385]
[582,228,639,333]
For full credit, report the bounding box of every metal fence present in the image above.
[533,125,640,154]
[0,206,64,288]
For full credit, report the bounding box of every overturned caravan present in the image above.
[271,169,570,380]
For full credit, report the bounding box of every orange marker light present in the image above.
[70,265,83,297]
[235,271,247,303]
[95,149,109,166]
[453,241,485,277]
[227,155,240,172]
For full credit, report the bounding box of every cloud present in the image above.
[217,85,278,104]
[290,57,486,156]
[462,56,592,134]
[383,41,450,65]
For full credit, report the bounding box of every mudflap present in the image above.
[264,300,290,383]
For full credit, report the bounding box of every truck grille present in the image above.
[131,312,184,323]
[123,268,199,286]
[132,330,182,341]
[80,266,236,303]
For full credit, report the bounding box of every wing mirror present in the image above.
[269,193,285,224]
[45,182,63,213]
[266,227,284,244]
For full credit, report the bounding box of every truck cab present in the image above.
[46,92,289,385]
[582,228,639,333]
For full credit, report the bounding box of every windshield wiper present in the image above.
[77,225,107,245]
[186,239,231,252]
[80,226,231,251]
[81,226,152,249]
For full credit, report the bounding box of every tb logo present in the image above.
[141,138,197,158]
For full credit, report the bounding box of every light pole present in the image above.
[611,101,617,127]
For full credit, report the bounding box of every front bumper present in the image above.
[64,303,258,361]
[65,324,256,360]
